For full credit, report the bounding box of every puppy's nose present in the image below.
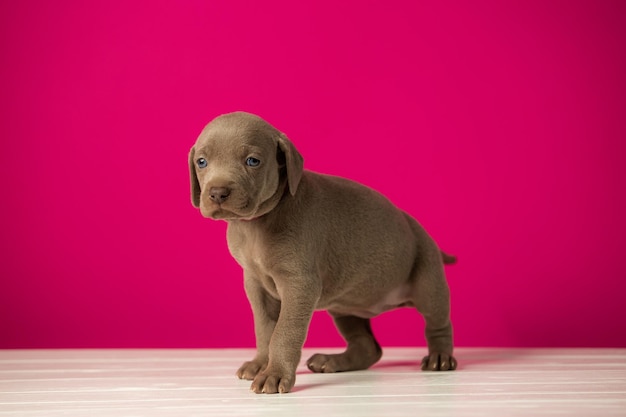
[208,187,231,204]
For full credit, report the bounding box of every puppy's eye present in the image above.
[246,157,261,167]
[196,158,208,168]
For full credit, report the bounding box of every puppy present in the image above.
[189,112,457,394]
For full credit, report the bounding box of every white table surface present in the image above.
[1,347,625,416]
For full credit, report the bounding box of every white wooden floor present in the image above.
[1,348,625,416]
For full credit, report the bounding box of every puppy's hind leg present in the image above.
[414,263,457,371]
[307,315,382,373]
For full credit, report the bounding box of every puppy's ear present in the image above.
[189,147,201,208]
[276,133,304,196]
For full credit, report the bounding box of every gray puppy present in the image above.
[189,112,457,394]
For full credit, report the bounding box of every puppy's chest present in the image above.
[226,225,275,274]
[226,227,282,298]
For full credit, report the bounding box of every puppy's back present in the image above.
[283,171,435,295]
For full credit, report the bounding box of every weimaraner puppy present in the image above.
[189,111,457,394]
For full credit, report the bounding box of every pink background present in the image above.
[1,1,625,349]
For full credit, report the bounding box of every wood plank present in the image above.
[1,348,625,416]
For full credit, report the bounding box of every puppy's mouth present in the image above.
[200,181,285,221]
[201,198,257,221]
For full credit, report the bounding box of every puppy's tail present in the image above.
[441,251,457,265]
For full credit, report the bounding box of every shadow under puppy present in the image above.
[189,112,457,394]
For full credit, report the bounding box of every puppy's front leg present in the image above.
[250,279,320,394]
[237,274,279,381]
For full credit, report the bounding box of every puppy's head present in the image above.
[189,112,303,221]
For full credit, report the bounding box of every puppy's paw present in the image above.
[250,369,295,394]
[421,352,457,371]
[236,360,266,380]
[306,354,338,373]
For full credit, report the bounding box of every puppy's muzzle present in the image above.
[209,186,231,204]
